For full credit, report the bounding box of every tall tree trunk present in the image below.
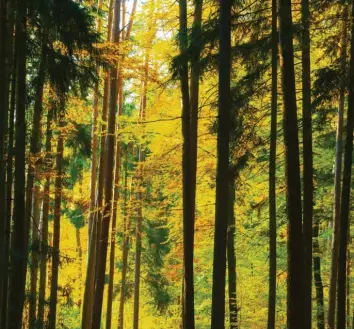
[0,1,8,299]
[88,0,102,248]
[7,0,28,326]
[210,1,231,328]
[118,149,129,329]
[125,0,137,40]
[105,107,122,329]
[301,0,313,327]
[313,217,325,329]
[133,149,144,329]
[47,102,65,329]
[1,26,15,328]
[91,0,120,326]
[278,0,305,328]
[227,182,237,329]
[267,0,278,327]
[37,107,54,328]
[28,42,46,329]
[328,4,349,328]
[82,1,113,327]
[178,0,195,327]
[336,2,354,328]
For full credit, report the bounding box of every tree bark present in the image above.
[28,42,47,329]
[210,1,231,328]
[118,149,129,329]
[178,0,195,327]
[267,0,278,328]
[301,0,313,327]
[1,22,15,327]
[37,107,54,328]
[313,217,325,329]
[91,0,120,326]
[7,0,28,326]
[328,4,349,329]
[336,2,354,328]
[47,101,65,329]
[82,1,113,327]
[227,182,237,329]
[278,0,305,328]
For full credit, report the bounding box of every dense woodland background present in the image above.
[1,0,354,328]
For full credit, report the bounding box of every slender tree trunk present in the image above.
[7,0,28,326]
[1,28,15,328]
[88,0,102,248]
[177,0,195,327]
[267,0,278,328]
[82,2,113,327]
[227,182,237,329]
[118,149,129,329]
[106,111,122,329]
[337,2,354,328]
[211,1,231,328]
[47,102,65,329]
[125,0,137,40]
[133,152,143,329]
[0,1,8,298]
[313,217,325,329]
[279,0,305,328]
[328,4,349,328]
[132,46,152,329]
[301,0,313,327]
[28,43,46,329]
[37,107,54,328]
[91,0,121,326]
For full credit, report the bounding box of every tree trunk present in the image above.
[1,25,15,328]
[37,107,54,328]
[91,0,120,326]
[279,0,305,328]
[210,1,231,328]
[106,108,122,329]
[118,149,129,329]
[301,0,313,327]
[178,0,195,327]
[88,0,102,248]
[47,101,65,329]
[336,2,354,328]
[0,1,8,300]
[267,0,278,328]
[328,4,349,329]
[82,1,113,327]
[313,217,325,329]
[125,0,138,40]
[28,42,46,329]
[7,0,28,326]
[227,182,237,329]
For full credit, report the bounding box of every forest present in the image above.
[2,0,354,328]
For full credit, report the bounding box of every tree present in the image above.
[301,0,313,327]
[336,1,354,327]
[47,99,65,329]
[328,3,349,328]
[91,0,121,325]
[267,0,278,328]
[278,0,305,328]
[37,105,54,328]
[210,0,231,328]
[7,0,28,326]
